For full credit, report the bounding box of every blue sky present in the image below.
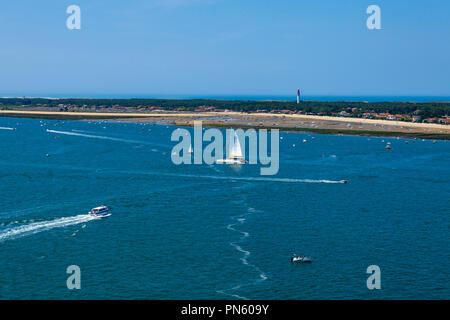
[0,0,449,97]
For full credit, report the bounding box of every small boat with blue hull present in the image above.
[89,206,110,217]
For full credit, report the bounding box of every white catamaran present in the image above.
[216,130,247,165]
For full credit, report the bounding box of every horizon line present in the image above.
[2,94,450,103]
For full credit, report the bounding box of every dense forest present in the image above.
[0,97,449,118]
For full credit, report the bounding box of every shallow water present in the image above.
[0,117,448,299]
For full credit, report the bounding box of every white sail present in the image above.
[216,130,246,164]
[188,144,193,153]
[229,130,243,158]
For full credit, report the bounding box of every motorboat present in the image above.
[89,206,110,217]
[291,255,312,263]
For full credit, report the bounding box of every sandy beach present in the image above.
[1,110,449,139]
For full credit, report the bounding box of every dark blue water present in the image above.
[0,117,449,299]
[2,94,450,102]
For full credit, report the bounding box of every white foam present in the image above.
[162,172,346,184]
[46,129,149,145]
[0,214,99,242]
[218,208,268,300]
[0,127,15,131]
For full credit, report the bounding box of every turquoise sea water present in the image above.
[0,117,448,299]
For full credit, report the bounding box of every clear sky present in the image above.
[0,0,449,97]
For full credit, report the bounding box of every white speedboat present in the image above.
[291,256,312,263]
[89,206,110,217]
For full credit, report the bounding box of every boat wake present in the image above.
[0,214,100,242]
[217,206,267,300]
[172,173,346,184]
[118,169,346,184]
[46,129,151,145]
[0,127,15,131]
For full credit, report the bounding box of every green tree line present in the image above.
[0,98,449,118]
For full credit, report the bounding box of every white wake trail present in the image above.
[169,173,346,184]
[0,127,15,131]
[0,214,99,242]
[120,169,346,184]
[46,129,149,145]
